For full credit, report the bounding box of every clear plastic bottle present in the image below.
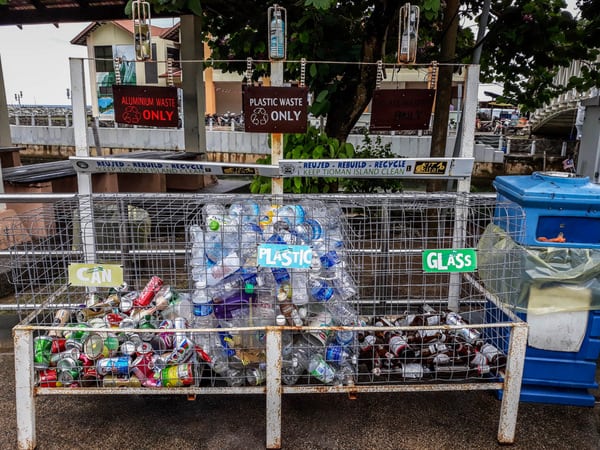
[325,344,357,367]
[239,222,263,266]
[229,200,261,225]
[202,203,227,232]
[290,270,309,306]
[275,204,306,228]
[273,268,303,326]
[282,346,312,386]
[307,276,358,327]
[308,352,336,384]
[190,288,216,352]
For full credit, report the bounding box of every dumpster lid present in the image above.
[493,172,600,205]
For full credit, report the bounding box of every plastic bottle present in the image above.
[253,270,277,324]
[229,200,261,225]
[190,288,216,352]
[202,203,227,232]
[239,222,263,266]
[307,277,358,327]
[282,346,312,386]
[161,292,193,322]
[272,267,303,326]
[290,270,309,306]
[275,204,305,228]
[308,352,336,384]
[325,344,357,367]
[269,8,285,59]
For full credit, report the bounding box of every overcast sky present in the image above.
[0,2,579,106]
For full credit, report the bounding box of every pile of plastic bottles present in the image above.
[189,199,362,386]
[32,199,363,388]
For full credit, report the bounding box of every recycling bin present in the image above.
[490,172,600,406]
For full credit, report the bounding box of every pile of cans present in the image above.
[33,278,201,388]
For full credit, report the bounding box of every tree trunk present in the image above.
[428,0,460,192]
[324,2,401,143]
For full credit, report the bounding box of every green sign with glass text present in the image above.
[422,249,477,273]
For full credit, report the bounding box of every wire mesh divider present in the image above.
[10,192,528,448]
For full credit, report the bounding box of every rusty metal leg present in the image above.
[498,323,528,444]
[266,327,282,449]
[14,326,36,450]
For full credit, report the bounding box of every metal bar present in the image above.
[69,58,92,197]
[37,387,266,395]
[497,322,528,444]
[14,326,36,450]
[266,327,282,449]
[70,156,280,178]
[448,195,468,311]
[279,158,474,179]
[283,382,504,394]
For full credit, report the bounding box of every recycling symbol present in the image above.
[251,107,269,126]
[122,105,142,124]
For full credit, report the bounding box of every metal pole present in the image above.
[70,58,97,264]
[70,58,93,196]
[271,61,284,195]
[450,0,491,166]
[14,326,36,450]
[497,323,527,443]
[448,65,479,311]
[266,327,282,449]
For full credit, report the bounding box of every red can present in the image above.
[51,338,66,354]
[133,276,164,308]
[36,369,59,387]
[104,313,124,327]
[131,353,155,380]
[81,367,100,387]
[78,352,94,367]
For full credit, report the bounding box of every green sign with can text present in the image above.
[422,249,477,273]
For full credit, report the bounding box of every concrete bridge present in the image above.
[529,59,599,138]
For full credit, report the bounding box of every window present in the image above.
[167,47,180,69]
[94,46,113,73]
[145,43,158,83]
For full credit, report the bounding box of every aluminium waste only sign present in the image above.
[112,85,179,128]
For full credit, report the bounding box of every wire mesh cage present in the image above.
[10,192,525,390]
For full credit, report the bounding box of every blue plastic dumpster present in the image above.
[492,172,600,406]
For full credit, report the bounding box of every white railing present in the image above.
[529,58,600,128]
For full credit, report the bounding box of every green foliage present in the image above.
[341,134,404,194]
[250,127,354,194]
[129,0,600,135]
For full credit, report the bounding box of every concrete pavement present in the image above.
[2,350,599,449]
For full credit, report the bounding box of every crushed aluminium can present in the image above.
[159,363,195,387]
[33,335,54,370]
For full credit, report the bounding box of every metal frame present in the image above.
[10,192,527,449]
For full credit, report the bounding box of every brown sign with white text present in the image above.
[113,85,179,128]
[243,86,308,133]
[369,89,435,131]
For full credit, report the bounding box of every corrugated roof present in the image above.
[70,19,172,46]
[0,1,176,27]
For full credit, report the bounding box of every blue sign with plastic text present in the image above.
[257,244,312,269]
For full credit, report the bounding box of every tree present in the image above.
[136,0,599,143]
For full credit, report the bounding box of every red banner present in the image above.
[369,89,435,131]
[243,86,308,133]
[113,85,179,128]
